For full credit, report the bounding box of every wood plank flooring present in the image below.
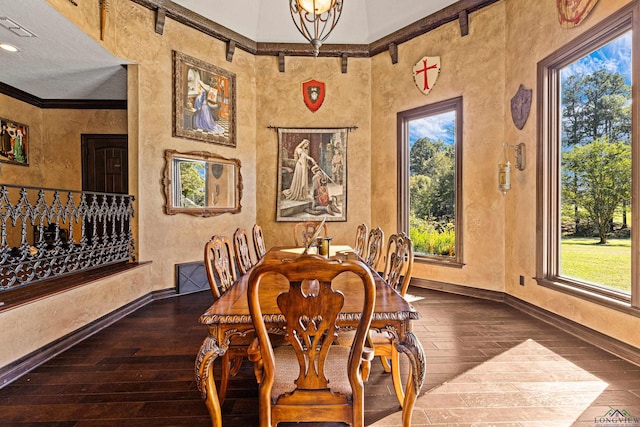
[1,286,639,426]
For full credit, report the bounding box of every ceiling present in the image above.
[172,0,460,45]
[0,0,459,102]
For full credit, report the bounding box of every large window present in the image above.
[537,3,639,311]
[398,97,463,265]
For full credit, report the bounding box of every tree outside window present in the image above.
[398,97,463,265]
[537,5,638,309]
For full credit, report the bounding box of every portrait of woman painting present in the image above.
[276,128,348,222]
[173,51,236,147]
[0,117,28,167]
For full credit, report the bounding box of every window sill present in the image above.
[535,277,639,318]
[415,255,464,269]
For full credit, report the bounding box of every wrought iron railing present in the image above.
[0,184,135,292]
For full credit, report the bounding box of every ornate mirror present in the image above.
[163,149,242,217]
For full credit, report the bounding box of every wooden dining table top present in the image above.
[199,246,419,326]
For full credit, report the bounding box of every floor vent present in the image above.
[175,261,208,295]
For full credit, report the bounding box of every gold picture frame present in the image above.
[162,149,242,217]
[173,51,236,147]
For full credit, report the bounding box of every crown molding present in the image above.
[0,83,127,110]
[130,0,501,59]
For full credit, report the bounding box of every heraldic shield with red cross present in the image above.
[412,56,441,96]
[302,79,325,112]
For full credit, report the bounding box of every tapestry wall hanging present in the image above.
[276,127,348,222]
[173,51,236,147]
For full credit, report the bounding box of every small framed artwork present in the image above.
[173,51,236,147]
[0,117,28,166]
[276,127,348,222]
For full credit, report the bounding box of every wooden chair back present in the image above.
[293,221,328,247]
[233,228,254,275]
[363,227,384,270]
[204,235,237,299]
[354,223,368,257]
[247,255,376,427]
[252,223,267,260]
[383,232,414,296]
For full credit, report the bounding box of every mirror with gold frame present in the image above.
[163,149,242,217]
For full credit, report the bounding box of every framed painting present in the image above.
[0,117,28,166]
[276,127,348,222]
[173,51,236,147]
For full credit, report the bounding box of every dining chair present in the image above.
[247,255,376,427]
[253,223,267,260]
[363,226,384,270]
[204,235,249,404]
[371,232,414,406]
[293,220,328,247]
[354,223,368,257]
[233,227,254,275]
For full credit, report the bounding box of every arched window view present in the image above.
[559,31,632,294]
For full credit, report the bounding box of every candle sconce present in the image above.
[498,142,526,195]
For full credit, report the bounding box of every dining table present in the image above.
[195,246,426,427]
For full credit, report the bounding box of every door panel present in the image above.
[82,134,128,193]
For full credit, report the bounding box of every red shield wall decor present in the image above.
[302,79,325,112]
[556,0,599,28]
[412,56,441,96]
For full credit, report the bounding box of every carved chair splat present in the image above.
[252,224,267,260]
[354,223,368,258]
[247,255,376,427]
[293,221,328,247]
[233,227,254,276]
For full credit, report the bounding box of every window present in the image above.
[537,3,639,311]
[398,97,463,266]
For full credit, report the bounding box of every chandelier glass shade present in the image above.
[290,0,343,57]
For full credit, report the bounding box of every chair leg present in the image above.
[380,355,392,372]
[390,346,405,408]
[229,356,243,376]
[218,353,231,404]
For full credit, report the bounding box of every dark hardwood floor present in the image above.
[1,286,639,426]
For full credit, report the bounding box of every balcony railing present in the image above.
[0,184,135,292]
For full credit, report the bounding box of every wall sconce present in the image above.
[498,142,526,195]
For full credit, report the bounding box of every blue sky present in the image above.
[408,110,455,147]
[562,30,631,83]
[408,32,631,149]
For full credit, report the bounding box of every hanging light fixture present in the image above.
[290,0,343,57]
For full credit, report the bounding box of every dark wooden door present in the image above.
[81,134,128,245]
[81,134,128,194]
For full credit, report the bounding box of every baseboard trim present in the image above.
[0,288,176,388]
[411,278,640,367]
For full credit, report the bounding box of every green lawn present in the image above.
[561,237,630,293]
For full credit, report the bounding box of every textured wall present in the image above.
[73,0,259,292]
[0,94,127,189]
[0,265,152,369]
[502,0,639,347]
[371,3,507,291]
[254,56,372,248]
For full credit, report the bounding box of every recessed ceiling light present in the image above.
[0,43,19,52]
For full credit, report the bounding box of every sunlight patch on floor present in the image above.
[372,339,609,426]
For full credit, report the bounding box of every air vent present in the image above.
[0,17,37,37]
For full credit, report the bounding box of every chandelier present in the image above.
[290,0,343,57]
